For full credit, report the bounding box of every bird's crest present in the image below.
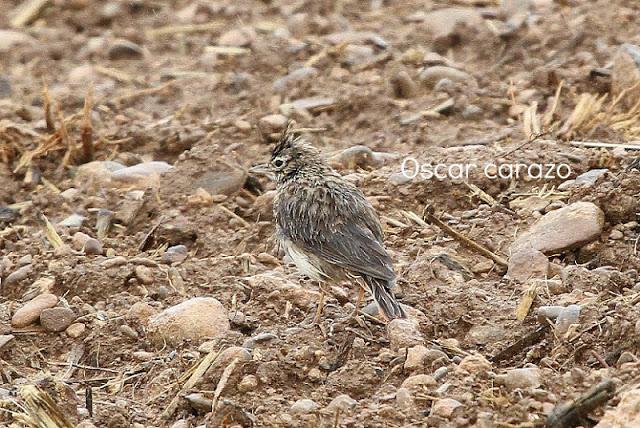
[272,120,300,158]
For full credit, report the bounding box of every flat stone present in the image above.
[134,265,154,285]
[420,66,476,88]
[466,324,507,345]
[456,354,492,375]
[4,264,32,286]
[218,27,256,47]
[574,169,608,186]
[511,202,604,255]
[258,114,288,135]
[273,67,318,92]
[0,75,11,98]
[290,398,319,415]
[111,161,173,186]
[422,8,484,51]
[11,293,58,328]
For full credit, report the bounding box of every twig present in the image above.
[422,205,508,267]
[491,324,549,363]
[145,21,225,38]
[218,205,250,228]
[81,85,94,163]
[161,348,223,420]
[42,79,54,133]
[37,212,64,249]
[210,357,240,414]
[570,141,640,150]
[515,281,538,322]
[10,0,49,28]
[108,80,177,106]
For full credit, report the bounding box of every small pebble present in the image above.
[119,324,139,339]
[290,399,319,415]
[0,334,14,350]
[238,375,258,392]
[84,238,103,255]
[161,245,188,264]
[134,265,154,285]
[65,323,86,338]
[610,229,624,240]
[243,332,278,349]
[556,305,581,334]
[101,256,127,268]
[433,366,449,381]
[5,264,32,286]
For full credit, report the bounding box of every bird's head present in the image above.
[250,121,324,184]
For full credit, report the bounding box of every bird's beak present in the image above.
[249,163,271,175]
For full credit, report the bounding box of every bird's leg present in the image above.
[352,287,365,317]
[312,288,326,325]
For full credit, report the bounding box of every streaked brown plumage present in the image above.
[251,125,406,321]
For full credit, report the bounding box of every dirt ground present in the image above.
[1,0,640,427]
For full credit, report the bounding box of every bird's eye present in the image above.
[273,159,284,168]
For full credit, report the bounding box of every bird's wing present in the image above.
[276,189,395,282]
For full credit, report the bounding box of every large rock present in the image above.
[595,387,640,428]
[511,202,604,255]
[148,297,230,345]
[612,44,640,110]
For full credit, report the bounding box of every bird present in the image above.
[250,124,406,323]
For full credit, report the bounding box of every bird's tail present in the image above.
[365,276,406,320]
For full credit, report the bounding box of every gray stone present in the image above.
[555,305,581,334]
[574,169,608,186]
[58,213,87,228]
[420,66,476,88]
[290,398,319,415]
[273,67,318,92]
